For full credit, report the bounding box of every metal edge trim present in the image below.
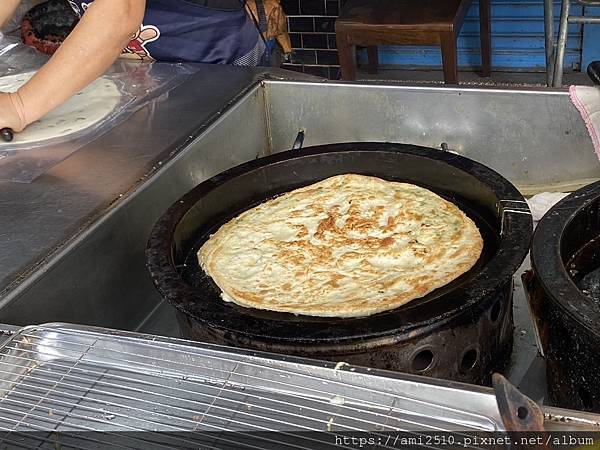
[20,322,501,398]
[261,79,571,96]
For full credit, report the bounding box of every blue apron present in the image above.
[67,0,265,65]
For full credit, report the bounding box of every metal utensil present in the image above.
[292,130,305,150]
[493,373,549,449]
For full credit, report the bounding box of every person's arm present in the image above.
[0,0,145,132]
[2,0,47,29]
[0,0,21,28]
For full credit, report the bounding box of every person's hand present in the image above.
[0,91,26,132]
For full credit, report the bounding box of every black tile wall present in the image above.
[327,34,337,49]
[300,0,326,15]
[326,0,339,15]
[316,49,339,65]
[314,17,335,32]
[284,0,300,15]
[289,33,302,48]
[288,17,314,32]
[291,49,317,65]
[302,33,328,49]
[283,0,341,79]
[329,66,341,79]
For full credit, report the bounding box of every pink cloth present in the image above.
[570,85,600,160]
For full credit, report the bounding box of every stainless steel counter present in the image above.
[0,67,598,411]
[0,67,598,339]
[0,64,312,321]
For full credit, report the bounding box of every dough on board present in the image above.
[0,71,121,146]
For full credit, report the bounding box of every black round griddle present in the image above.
[530,180,600,411]
[147,142,532,383]
[177,187,498,340]
[532,181,600,335]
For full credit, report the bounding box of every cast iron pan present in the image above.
[532,180,600,335]
[146,142,532,343]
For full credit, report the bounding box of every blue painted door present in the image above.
[370,0,584,71]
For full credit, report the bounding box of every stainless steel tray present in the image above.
[0,323,506,449]
[0,323,597,449]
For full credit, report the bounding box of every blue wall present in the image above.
[582,7,600,68]
[365,0,585,71]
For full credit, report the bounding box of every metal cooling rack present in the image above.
[0,323,505,449]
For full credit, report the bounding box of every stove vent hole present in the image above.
[517,406,528,420]
[411,349,434,373]
[578,387,594,410]
[460,348,478,372]
[490,301,502,323]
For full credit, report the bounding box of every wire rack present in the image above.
[0,324,503,449]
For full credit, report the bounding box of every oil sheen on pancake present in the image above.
[198,174,483,317]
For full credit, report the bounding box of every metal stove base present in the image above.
[138,258,548,402]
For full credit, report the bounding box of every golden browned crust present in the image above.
[198,174,484,317]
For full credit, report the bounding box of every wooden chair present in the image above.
[335,0,491,84]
